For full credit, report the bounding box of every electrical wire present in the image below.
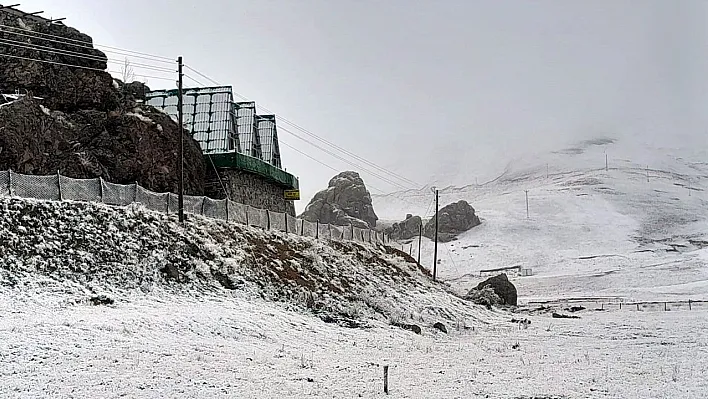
[0,38,176,74]
[183,74,206,87]
[183,64,420,190]
[0,52,175,81]
[0,24,174,63]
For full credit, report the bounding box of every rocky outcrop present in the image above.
[300,171,378,228]
[424,200,480,242]
[470,274,517,306]
[385,214,423,240]
[0,12,119,112]
[0,11,205,194]
[0,96,205,195]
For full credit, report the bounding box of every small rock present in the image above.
[433,322,447,334]
[552,312,580,319]
[89,295,114,306]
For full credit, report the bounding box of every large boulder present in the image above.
[385,214,423,240]
[424,200,480,242]
[300,171,378,228]
[0,97,205,195]
[0,12,119,112]
[470,274,517,306]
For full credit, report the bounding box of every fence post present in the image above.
[225,199,230,222]
[265,210,270,229]
[329,224,333,240]
[201,198,206,216]
[300,219,305,235]
[315,220,319,239]
[664,302,667,311]
[134,182,138,203]
[383,365,389,394]
[351,224,354,240]
[166,193,170,214]
[7,170,12,196]
[98,176,103,203]
[636,303,639,311]
[689,300,692,310]
[56,171,63,201]
[361,230,365,242]
[619,303,622,310]
[284,212,288,233]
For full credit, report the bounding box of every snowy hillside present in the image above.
[374,138,708,303]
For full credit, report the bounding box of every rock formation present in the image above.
[468,274,517,306]
[300,171,378,228]
[0,10,205,194]
[385,214,423,240]
[424,200,480,242]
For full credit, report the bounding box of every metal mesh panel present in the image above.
[247,206,267,228]
[342,225,354,241]
[301,220,318,238]
[235,102,262,159]
[136,186,169,213]
[286,214,298,234]
[168,194,204,215]
[228,200,247,225]
[270,211,286,231]
[146,87,240,154]
[11,172,60,200]
[331,225,345,241]
[59,176,101,202]
[101,181,136,206]
[256,115,281,168]
[203,198,227,220]
[0,170,9,196]
[353,227,364,242]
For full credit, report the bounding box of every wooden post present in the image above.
[383,365,389,394]
[284,212,288,233]
[689,300,692,310]
[351,224,354,240]
[315,220,319,239]
[300,219,305,235]
[664,302,667,311]
[636,303,640,311]
[225,200,230,222]
[619,303,622,310]
[417,224,422,265]
[56,171,63,201]
[266,210,271,230]
[98,176,103,203]
[245,206,249,226]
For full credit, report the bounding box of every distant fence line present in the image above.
[0,170,388,245]
[527,298,708,312]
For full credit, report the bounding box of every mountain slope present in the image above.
[373,139,708,302]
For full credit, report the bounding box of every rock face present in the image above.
[472,274,517,306]
[300,171,378,228]
[0,97,205,194]
[0,11,205,195]
[385,214,423,240]
[0,12,119,112]
[424,200,480,242]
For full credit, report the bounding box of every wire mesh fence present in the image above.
[0,170,389,245]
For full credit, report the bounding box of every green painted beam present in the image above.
[207,152,299,190]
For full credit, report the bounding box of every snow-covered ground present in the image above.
[1,288,707,398]
[2,137,708,397]
[374,139,708,303]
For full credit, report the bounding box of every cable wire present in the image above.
[0,24,174,63]
[0,52,175,81]
[183,64,419,190]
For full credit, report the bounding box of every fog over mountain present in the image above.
[19,0,708,207]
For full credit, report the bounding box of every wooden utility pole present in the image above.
[177,56,185,223]
[433,189,439,282]
[525,190,529,219]
[605,153,608,171]
[417,223,422,265]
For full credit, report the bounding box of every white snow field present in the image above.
[374,138,708,304]
[1,137,708,398]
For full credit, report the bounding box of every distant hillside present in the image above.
[373,138,708,302]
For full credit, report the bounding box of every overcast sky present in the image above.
[15,1,708,209]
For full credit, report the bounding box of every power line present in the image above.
[0,52,174,81]
[0,24,173,63]
[0,38,176,74]
[183,74,206,87]
[183,64,419,190]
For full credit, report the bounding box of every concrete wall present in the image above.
[206,167,296,216]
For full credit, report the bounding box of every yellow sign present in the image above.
[284,190,300,200]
